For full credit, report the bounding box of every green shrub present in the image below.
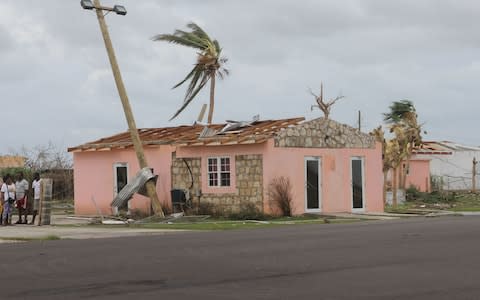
[406,185,421,202]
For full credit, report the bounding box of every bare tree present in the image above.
[11,142,72,171]
[309,82,345,119]
[9,142,74,201]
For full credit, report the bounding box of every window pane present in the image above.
[209,172,218,187]
[208,157,231,187]
[221,157,230,172]
[208,158,217,172]
[221,172,230,186]
[116,166,128,194]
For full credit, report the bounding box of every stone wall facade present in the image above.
[274,117,376,149]
[170,153,201,208]
[171,153,263,214]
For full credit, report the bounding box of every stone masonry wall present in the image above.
[171,152,263,214]
[274,117,376,149]
[171,153,201,209]
[203,154,263,214]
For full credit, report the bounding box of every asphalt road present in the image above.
[1,216,480,299]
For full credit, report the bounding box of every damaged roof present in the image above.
[414,141,480,155]
[68,117,305,152]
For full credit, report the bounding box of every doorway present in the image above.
[113,163,129,214]
[305,157,321,212]
[351,157,365,211]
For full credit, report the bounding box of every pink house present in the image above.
[404,159,431,192]
[68,117,384,216]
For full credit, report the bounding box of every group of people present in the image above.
[0,172,41,226]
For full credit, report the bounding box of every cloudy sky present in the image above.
[1,0,479,154]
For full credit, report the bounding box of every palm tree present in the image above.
[383,100,417,125]
[152,22,229,124]
[384,100,422,190]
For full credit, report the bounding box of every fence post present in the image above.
[473,158,477,193]
[38,178,53,226]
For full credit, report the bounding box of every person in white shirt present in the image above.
[30,172,41,225]
[15,172,29,224]
[1,174,16,226]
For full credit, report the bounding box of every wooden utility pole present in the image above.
[93,0,163,216]
[472,157,477,193]
[358,110,361,131]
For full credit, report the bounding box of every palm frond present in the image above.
[184,67,205,99]
[213,40,222,54]
[218,57,228,64]
[172,65,200,89]
[186,22,211,41]
[173,30,211,49]
[151,34,204,50]
[383,99,415,123]
[169,72,210,121]
[185,72,210,104]
[217,67,229,80]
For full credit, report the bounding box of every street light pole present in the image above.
[88,0,164,216]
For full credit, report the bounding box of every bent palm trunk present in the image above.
[392,167,398,207]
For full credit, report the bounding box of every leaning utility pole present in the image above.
[92,0,163,216]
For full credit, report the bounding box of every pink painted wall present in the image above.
[73,146,173,215]
[177,139,384,214]
[262,140,384,214]
[405,159,430,192]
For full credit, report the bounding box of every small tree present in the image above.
[384,100,423,190]
[268,176,293,216]
[371,126,390,205]
[309,82,344,119]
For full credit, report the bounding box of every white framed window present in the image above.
[208,157,231,187]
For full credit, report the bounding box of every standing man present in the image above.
[15,171,29,224]
[30,172,41,225]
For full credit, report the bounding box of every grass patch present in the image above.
[54,213,366,231]
[449,206,480,212]
[131,221,286,230]
[56,215,364,231]
[395,188,480,213]
[128,217,362,230]
[0,235,61,242]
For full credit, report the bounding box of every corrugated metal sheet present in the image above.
[111,168,157,208]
